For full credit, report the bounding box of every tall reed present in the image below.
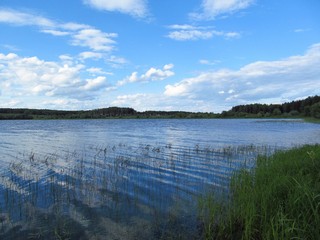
[199,144,320,239]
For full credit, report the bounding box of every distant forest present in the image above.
[223,95,320,119]
[0,95,319,120]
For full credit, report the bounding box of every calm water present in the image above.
[0,119,319,239]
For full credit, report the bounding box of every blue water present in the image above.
[0,119,319,239]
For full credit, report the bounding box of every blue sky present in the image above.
[0,0,319,112]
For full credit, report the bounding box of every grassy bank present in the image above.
[303,117,320,123]
[199,144,320,240]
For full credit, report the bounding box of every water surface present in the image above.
[0,119,319,239]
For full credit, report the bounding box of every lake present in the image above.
[0,119,319,239]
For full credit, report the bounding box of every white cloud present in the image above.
[112,93,148,108]
[0,99,21,108]
[59,55,74,66]
[165,43,320,112]
[164,63,174,70]
[107,55,127,68]
[82,76,107,91]
[293,28,310,33]
[40,99,89,110]
[168,29,214,41]
[0,53,111,103]
[59,55,73,61]
[2,44,319,113]
[0,9,117,54]
[61,22,90,31]
[224,32,241,38]
[1,44,20,51]
[0,8,54,27]
[71,28,117,52]
[86,67,113,75]
[191,0,255,20]
[167,24,240,41]
[79,51,104,60]
[168,24,195,30]
[0,52,18,60]
[142,66,174,81]
[117,64,174,86]
[111,93,171,111]
[199,59,220,65]
[41,29,70,36]
[83,0,148,18]
[111,93,213,112]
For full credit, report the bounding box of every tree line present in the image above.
[0,106,215,120]
[222,95,320,118]
[0,95,319,120]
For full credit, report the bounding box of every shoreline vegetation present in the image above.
[0,96,319,121]
[198,144,320,240]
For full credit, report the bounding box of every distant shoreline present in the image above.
[1,95,319,121]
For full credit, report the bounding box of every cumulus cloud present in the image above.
[0,53,111,103]
[165,43,320,112]
[191,0,255,20]
[83,0,148,18]
[117,64,174,86]
[82,76,107,91]
[0,9,127,70]
[167,24,240,41]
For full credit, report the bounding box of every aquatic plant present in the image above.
[0,143,271,239]
[199,144,320,240]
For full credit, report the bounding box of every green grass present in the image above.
[199,144,320,240]
[303,117,320,124]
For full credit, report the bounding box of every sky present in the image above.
[0,0,319,113]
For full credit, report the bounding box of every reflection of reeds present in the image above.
[0,143,271,239]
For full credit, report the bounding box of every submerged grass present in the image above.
[199,144,320,239]
[1,144,256,239]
